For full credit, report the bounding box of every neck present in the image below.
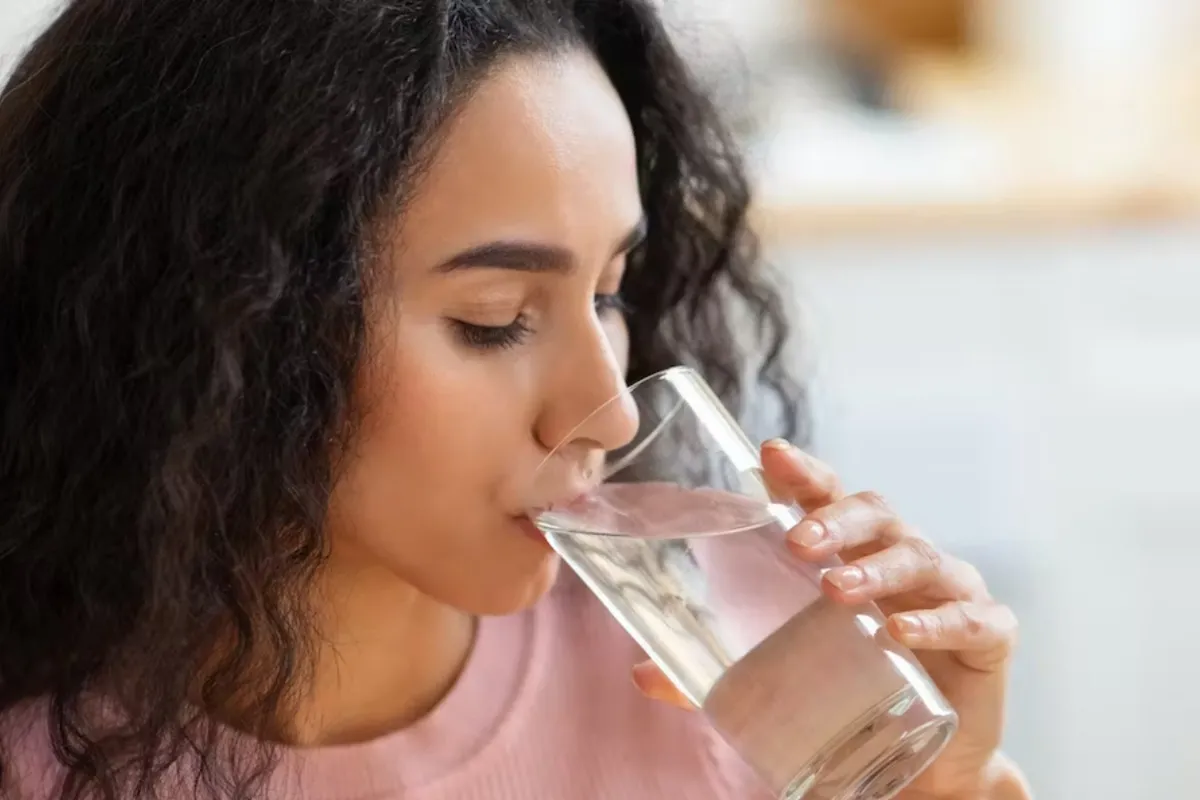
[287,558,476,747]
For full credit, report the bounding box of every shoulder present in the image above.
[0,700,64,800]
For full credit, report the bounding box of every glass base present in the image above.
[779,686,957,800]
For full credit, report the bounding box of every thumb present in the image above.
[631,661,696,710]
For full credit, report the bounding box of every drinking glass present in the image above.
[527,366,957,800]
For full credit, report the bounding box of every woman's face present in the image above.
[326,51,643,614]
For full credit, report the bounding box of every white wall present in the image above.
[0,0,57,81]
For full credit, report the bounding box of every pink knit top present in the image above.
[2,576,770,799]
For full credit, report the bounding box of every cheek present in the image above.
[328,318,553,609]
[360,324,529,512]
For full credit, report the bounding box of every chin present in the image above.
[458,552,563,616]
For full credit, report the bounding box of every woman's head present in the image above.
[331,51,643,617]
[0,0,800,796]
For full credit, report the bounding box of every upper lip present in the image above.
[523,458,604,515]
[523,485,595,518]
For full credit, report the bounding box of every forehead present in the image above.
[395,51,642,261]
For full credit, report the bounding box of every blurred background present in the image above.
[4,1,1199,797]
[664,3,1200,797]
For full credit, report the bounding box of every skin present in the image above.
[288,50,1029,798]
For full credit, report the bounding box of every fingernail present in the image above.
[631,663,690,707]
[827,565,865,591]
[790,520,827,548]
[631,662,656,694]
[764,438,805,468]
[893,613,925,637]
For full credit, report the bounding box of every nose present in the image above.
[534,317,639,459]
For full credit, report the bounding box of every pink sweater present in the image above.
[2,576,770,799]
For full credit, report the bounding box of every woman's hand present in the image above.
[631,440,1028,800]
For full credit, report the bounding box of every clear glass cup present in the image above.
[527,366,957,800]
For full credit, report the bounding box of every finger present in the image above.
[784,490,900,560]
[889,601,1018,672]
[631,661,696,710]
[761,440,844,512]
[823,540,991,604]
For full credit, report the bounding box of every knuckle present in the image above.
[874,542,913,583]
[905,536,943,571]
[958,603,986,637]
[871,559,905,590]
[856,490,890,513]
[859,563,884,587]
[811,464,843,499]
[880,518,911,547]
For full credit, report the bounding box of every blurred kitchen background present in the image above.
[4,1,1199,797]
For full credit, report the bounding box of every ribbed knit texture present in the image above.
[3,575,770,799]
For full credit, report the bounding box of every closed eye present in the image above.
[452,315,532,350]
[451,293,625,352]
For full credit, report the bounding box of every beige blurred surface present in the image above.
[753,54,1200,243]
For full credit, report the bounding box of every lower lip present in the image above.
[515,516,554,551]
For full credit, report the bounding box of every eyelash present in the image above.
[454,315,533,350]
[454,293,628,351]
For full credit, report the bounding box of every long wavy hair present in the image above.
[0,0,803,797]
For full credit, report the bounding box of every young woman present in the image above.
[0,1,1029,798]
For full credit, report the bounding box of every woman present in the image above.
[0,1,1030,798]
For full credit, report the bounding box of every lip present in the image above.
[523,489,592,518]
[514,515,554,551]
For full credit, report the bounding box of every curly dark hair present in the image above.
[0,0,803,797]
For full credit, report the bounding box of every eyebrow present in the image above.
[435,216,647,274]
